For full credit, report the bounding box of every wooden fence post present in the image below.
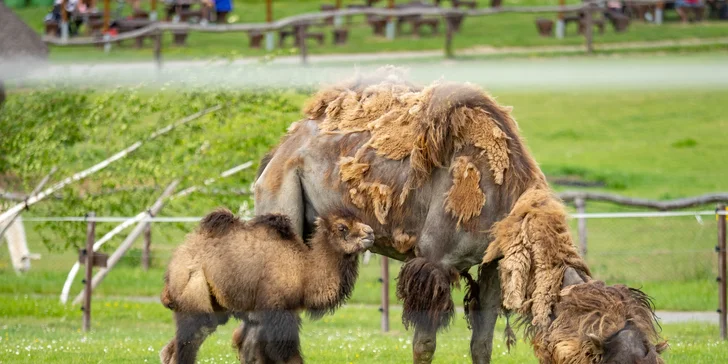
[298,24,308,65]
[575,197,588,257]
[71,181,179,305]
[583,6,594,54]
[718,203,727,340]
[380,255,390,332]
[82,212,96,332]
[444,14,454,59]
[142,223,152,271]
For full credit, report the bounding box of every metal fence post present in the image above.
[575,197,588,257]
[718,203,727,340]
[82,212,96,332]
[380,255,390,332]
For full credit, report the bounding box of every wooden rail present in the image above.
[559,191,728,211]
[42,0,665,61]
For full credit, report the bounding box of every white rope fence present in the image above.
[21,210,728,223]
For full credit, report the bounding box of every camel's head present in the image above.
[315,210,374,255]
[536,268,667,364]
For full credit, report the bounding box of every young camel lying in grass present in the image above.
[159,208,374,364]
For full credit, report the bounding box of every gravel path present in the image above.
[36,293,717,325]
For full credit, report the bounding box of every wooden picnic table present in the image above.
[279,23,325,48]
[395,1,440,36]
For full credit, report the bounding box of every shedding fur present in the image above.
[484,187,590,329]
[392,228,417,254]
[531,281,666,364]
[461,271,480,331]
[444,156,487,230]
[396,257,455,332]
[161,209,372,363]
[484,187,665,363]
[305,67,517,223]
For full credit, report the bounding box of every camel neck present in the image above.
[303,234,359,316]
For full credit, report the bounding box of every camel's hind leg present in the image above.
[467,262,501,364]
[233,319,266,364]
[233,314,303,364]
[170,312,223,364]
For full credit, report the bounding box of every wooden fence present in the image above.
[557,191,728,340]
[41,0,675,65]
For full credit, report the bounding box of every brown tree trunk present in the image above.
[491,0,502,7]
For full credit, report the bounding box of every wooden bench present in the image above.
[114,19,155,48]
[333,28,349,45]
[412,17,439,36]
[395,1,437,34]
[44,20,59,36]
[453,0,477,8]
[534,18,554,37]
[578,17,606,35]
[446,13,466,32]
[321,4,336,25]
[605,11,630,32]
[249,31,264,48]
[368,15,388,36]
[279,25,325,48]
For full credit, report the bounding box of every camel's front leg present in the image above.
[413,326,438,364]
[467,261,501,364]
[397,257,455,364]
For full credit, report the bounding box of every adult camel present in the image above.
[253,68,663,363]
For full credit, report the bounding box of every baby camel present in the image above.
[160,208,374,364]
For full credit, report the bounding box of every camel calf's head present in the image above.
[315,210,374,255]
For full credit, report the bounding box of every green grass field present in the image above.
[8,0,728,61]
[1,294,726,363]
[2,64,728,362]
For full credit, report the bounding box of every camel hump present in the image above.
[199,208,240,237]
[250,213,297,241]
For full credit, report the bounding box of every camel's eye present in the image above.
[337,224,349,233]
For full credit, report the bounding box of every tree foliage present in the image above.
[0,83,304,251]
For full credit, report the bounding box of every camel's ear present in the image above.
[562,267,587,289]
[587,333,604,355]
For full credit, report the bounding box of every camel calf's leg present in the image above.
[172,312,220,364]
[468,262,501,364]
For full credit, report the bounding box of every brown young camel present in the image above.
[253,67,665,363]
[159,208,374,364]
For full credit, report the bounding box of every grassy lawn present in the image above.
[2,63,727,362]
[7,0,728,61]
[1,294,726,363]
[2,84,726,313]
